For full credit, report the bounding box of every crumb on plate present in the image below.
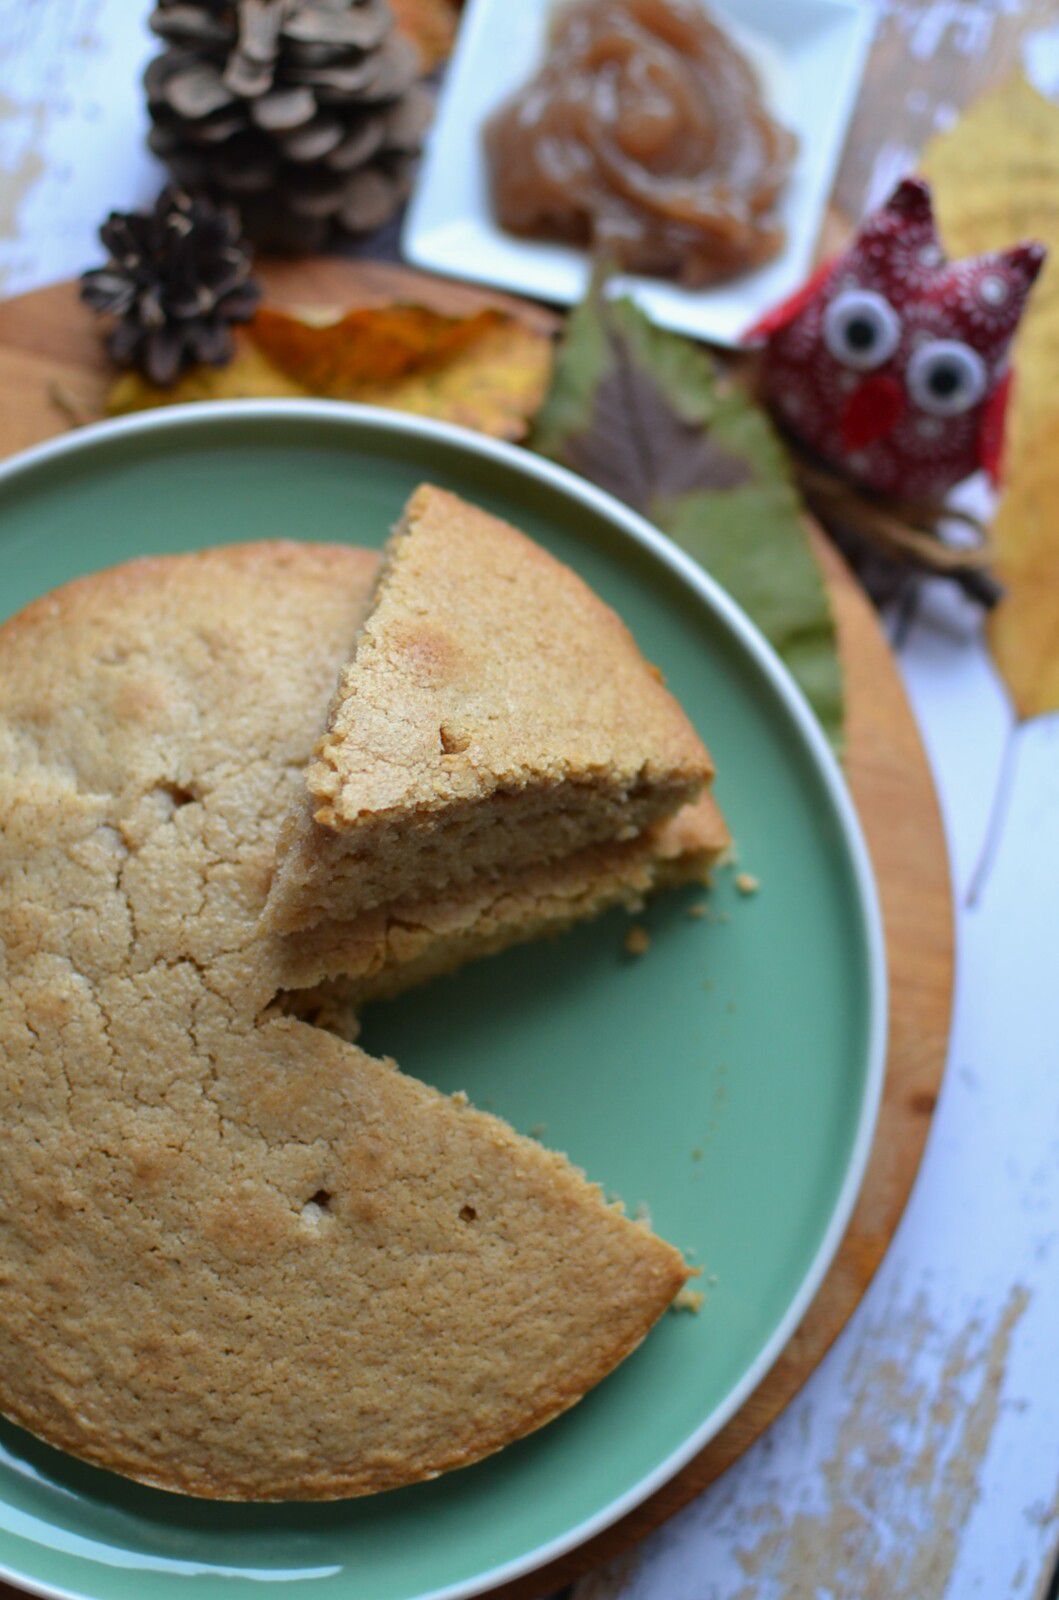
[671,1287,706,1314]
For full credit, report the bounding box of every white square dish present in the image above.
[402,0,875,348]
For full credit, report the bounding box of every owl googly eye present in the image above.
[823,289,902,371]
[906,340,988,417]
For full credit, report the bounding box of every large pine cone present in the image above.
[145,0,434,251]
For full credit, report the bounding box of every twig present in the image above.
[793,458,1003,609]
[966,715,1021,909]
[889,583,920,650]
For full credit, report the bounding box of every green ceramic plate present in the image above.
[0,404,885,1600]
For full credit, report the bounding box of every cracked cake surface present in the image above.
[265,484,713,933]
[0,540,693,1500]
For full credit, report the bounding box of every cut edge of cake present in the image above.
[264,483,714,933]
[274,791,729,1009]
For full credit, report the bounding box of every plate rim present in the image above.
[0,399,888,1600]
[401,0,877,348]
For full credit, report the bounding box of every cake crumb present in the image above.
[624,924,651,957]
[633,1200,653,1227]
[686,901,708,919]
[451,1089,469,1107]
[735,872,760,896]
[672,1286,706,1314]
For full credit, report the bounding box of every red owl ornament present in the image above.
[746,178,1044,504]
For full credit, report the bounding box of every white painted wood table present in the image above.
[1,4,1058,1598]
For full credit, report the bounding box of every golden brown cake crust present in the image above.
[313,484,712,821]
[266,484,714,931]
[0,542,688,1500]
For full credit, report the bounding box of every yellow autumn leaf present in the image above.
[923,75,1059,717]
[107,333,307,414]
[107,304,553,444]
[986,425,1059,719]
[352,321,553,439]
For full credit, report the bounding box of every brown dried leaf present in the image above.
[923,75,1059,718]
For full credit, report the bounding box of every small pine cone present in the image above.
[81,186,261,385]
[144,0,434,252]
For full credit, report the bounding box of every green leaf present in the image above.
[531,278,843,749]
[659,485,843,746]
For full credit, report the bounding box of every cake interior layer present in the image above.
[272,793,727,1009]
[267,771,702,934]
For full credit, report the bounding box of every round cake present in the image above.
[0,542,687,1499]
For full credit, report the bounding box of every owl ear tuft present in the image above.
[852,176,941,274]
[1001,240,1047,290]
[884,176,936,226]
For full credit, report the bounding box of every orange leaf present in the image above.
[389,0,461,71]
[249,304,505,392]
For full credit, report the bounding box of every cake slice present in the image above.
[265,484,713,933]
[282,791,729,1005]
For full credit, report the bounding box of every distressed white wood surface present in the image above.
[1,4,1057,1599]
[578,581,1059,1600]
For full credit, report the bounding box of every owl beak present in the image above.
[840,374,906,451]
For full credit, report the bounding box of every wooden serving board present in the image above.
[0,260,953,1600]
